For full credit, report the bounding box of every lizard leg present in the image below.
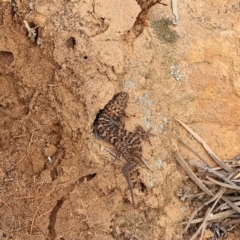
[122,161,136,207]
[135,125,156,146]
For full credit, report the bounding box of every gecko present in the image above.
[93,92,151,207]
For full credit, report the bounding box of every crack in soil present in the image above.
[47,197,65,240]
[46,173,97,239]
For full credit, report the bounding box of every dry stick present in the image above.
[189,160,238,186]
[34,223,50,240]
[185,171,240,230]
[184,189,221,231]
[215,201,240,212]
[0,199,12,211]
[176,119,233,173]
[233,172,240,179]
[185,192,206,200]
[30,189,53,234]
[200,221,207,240]
[190,190,224,240]
[190,208,211,240]
[141,157,153,171]
[184,169,235,231]
[11,223,50,239]
[6,154,26,172]
[176,154,213,196]
[177,155,240,228]
[178,140,210,166]
[11,224,31,233]
[184,184,228,232]
[225,196,240,202]
[218,196,240,214]
[14,196,34,200]
[206,176,240,191]
[195,172,225,179]
[222,219,240,228]
[182,209,236,225]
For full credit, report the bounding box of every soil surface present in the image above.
[0,0,240,239]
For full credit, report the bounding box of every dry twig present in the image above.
[176,119,233,172]
[176,120,240,238]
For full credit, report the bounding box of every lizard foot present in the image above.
[135,125,156,146]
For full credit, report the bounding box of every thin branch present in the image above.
[176,153,213,196]
[178,140,209,166]
[176,119,233,173]
[206,176,240,191]
[30,189,53,234]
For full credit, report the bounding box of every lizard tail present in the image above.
[122,162,136,207]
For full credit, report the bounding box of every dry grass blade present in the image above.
[176,119,233,173]
[176,153,213,196]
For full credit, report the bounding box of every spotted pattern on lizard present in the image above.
[93,92,151,207]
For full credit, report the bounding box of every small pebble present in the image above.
[44,144,57,157]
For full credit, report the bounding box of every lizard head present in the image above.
[113,92,129,106]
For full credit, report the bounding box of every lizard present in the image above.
[93,92,152,207]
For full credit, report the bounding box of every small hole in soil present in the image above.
[66,37,76,49]
[83,56,88,59]
[0,51,14,65]
[79,173,97,183]
[140,182,147,192]
[2,233,7,238]
[50,168,58,181]
[0,15,3,25]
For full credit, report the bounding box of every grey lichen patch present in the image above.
[136,93,153,107]
[141,117,151,129]
[151,18,179,44]
[157,159,163,169]
[170,65,182,81]
[124,80,136,90]
[136,94,153,129]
